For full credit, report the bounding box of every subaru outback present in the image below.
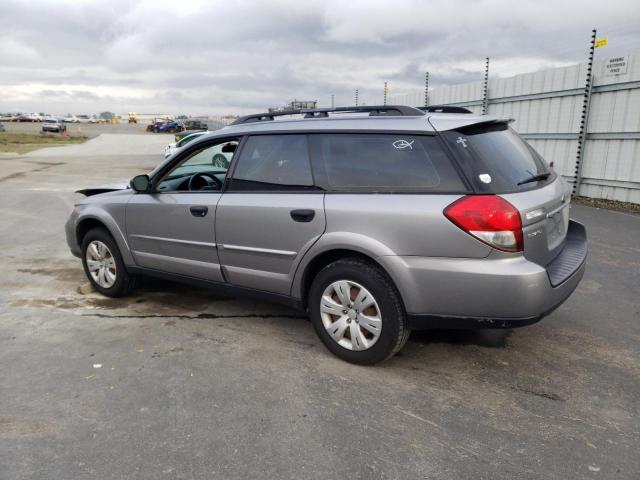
[66,105,587,364]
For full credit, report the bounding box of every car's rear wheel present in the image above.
[81,228,136,297]
[308,258,410,365]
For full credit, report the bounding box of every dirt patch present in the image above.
[11,295,131,310]
[0,132,87,154]
[0,161,67,182]
[17,267,84,283]
[0,416,58,437]
[574,196,640,215]
[11,287,222,317]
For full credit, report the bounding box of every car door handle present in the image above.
[189,205,208,217]
[290,209,315,223]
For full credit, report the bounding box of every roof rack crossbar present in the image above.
[231,105,425,125]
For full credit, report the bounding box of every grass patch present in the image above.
[0,132,88,154]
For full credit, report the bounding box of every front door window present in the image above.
[157,139,238,192]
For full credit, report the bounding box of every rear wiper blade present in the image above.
[517,172,551,186]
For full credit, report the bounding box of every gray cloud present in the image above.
[1,0,638,114]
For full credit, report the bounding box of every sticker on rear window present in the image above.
[392,139,414,150]
[456,136,468,148]
[479,173,492,184]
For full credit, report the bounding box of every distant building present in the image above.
[289,100,317,110]
[268,100,318,112]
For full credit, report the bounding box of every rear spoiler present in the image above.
[428,115,515,132]
[417,105,473,114]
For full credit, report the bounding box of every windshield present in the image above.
[441,123,554,193]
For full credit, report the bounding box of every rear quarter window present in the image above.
[441,123,555,193]
[309,134,466,192]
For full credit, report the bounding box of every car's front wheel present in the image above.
[308,258,410,365]
[81,228,136,297]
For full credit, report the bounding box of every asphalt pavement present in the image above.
[0,130,638,479]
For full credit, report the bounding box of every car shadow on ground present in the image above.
[409,328,511,348]
[136,277,512,352]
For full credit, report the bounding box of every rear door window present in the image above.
[229,134,315,191]
[441,123,555,193]
[309,134,466,192]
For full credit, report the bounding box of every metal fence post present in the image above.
[383,82,388,105]
[573,29,597,196]
[482,57,490,115]
[355,89,359,106]
[424,72,429,108]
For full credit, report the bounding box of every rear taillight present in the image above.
[444,195,523,252]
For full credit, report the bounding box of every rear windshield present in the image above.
[441,123,554,193]
[309,134,466,192]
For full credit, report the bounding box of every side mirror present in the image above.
[130,174,150,193]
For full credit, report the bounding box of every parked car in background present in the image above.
[66,105,587,365]
[164,131,208,157]
[64,115,79,123]
[181,120,208,131]
[42,118,67,133]
[77,115,91,123]
[174,129,207,142]
[146,118,168,132]
[155,120,182,133]
[13,114,35,122]
[89,115,103,124]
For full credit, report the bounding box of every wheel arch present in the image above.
[75,213,135,265]
[76,217,109,246]
[293,236,405,312]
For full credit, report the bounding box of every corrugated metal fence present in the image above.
[390,49,640,203]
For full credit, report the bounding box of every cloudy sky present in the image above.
[1,0,638,115]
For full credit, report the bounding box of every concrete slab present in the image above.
[1,134,639,479]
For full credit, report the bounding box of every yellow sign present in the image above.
[595,36,608,48]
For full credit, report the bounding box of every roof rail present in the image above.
[418,105,473,114]
[231,105,425,125]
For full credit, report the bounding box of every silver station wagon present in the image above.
[66,105,587,364]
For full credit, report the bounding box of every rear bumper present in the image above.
[378,220,587,330]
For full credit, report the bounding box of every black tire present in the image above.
[308,257,410,365]
[81,228,137,297]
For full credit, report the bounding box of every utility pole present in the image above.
[482,57,490,115]
[331,94,335,108]
[424,72,429,108]
[573,28,597,196]
[383,82,388,105]
[355,89,359,106]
